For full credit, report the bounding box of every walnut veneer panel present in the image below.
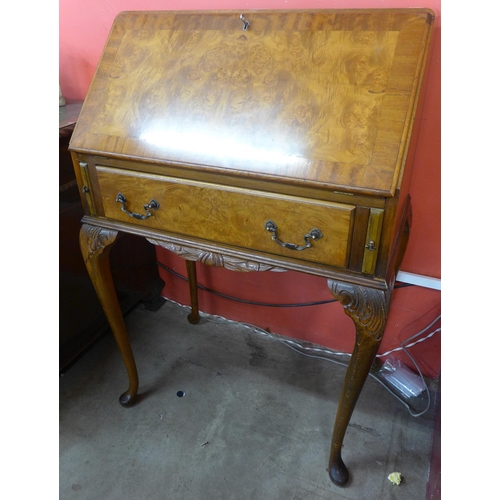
[96,166,355,268]
[70,9,433,196]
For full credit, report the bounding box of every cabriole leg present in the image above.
[326,280,391,486]
[79,224,139,407]
[185,259,200,324]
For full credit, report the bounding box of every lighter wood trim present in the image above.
[361,208,384,274]
[79,162,96,215]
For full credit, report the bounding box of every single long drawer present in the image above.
[96,166,356,268]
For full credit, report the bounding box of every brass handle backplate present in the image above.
[265,220,323,251]
[116,193,159,220]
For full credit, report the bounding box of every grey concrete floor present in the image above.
[60,300,439,499]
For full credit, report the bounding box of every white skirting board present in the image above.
[396,271,441,290]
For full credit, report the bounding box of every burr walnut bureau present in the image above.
[69,9,434,486]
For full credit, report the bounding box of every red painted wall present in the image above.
[60,0,441,378]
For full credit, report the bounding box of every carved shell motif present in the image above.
[80,224,118,263]
[147,239,286,273]
[327,279,390,341]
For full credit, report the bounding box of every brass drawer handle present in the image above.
[265,220,323,251]
[116,193,159,220]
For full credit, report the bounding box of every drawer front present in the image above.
[96,167,355,268]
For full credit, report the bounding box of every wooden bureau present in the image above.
[69,9,434,486]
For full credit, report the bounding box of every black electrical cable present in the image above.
[156,261,414,308]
